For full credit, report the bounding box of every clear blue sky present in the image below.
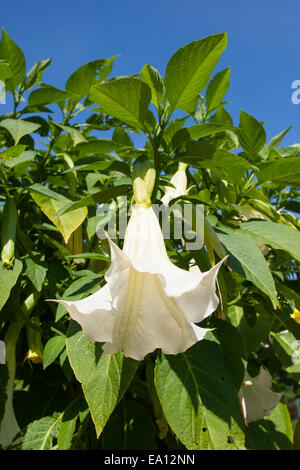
[1,0,300,146]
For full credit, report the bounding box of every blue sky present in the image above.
[1,0,300,146]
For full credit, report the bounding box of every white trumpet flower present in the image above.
[52,204,225,361]
[238,367,282,425]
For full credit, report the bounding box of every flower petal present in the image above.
[238,368,282,424]
[174,259,225,323]
[48,284,115,342]
[103,268,203,360]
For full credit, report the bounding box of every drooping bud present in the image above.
[132,159,156,207]
[25,322,44,364]
[1,197,17,268]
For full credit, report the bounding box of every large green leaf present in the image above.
[55,273,103,321]
[66,57,116,98]
[22,415,61,450]
[180,149,253,184]
[228,306,274,355]
[215,226,277,307]
[165,33,227,112]
[0,118,41,144]
[67,158,130,175]
[0,28,25,92]
[172,123,234,148]
[55,124,87,147]
[0,258,22,310]
[90,77,151,130]
[66,321,139,436]
[43,335,66,369]
[25,58,51,90]
[257,156,300,187]
[271,330,300,370]
[140,63,164,109]
[205,67,230,113]
[240,220,300,263]
[23,257,47,292]
[155,339,245,450]
[28,85,71,106]
[30,189,87,243]
[102,398,156,450]
[54,184,131,217]
[238,111,266,160]
[77,139,122,157]
[211,319,247,389]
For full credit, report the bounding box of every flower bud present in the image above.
[132,159,156,207]
[1,197,17,268]
[26,323,43,364]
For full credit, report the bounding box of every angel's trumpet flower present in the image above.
[50,161,226,360]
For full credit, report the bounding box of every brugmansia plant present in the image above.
[0,28,299,451]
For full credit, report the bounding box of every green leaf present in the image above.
[257,156,300,187]
[172,123,234,148]
[228,305,273,355]
[0,60,12,81]
[268,126,293,151]
[240,220,300,263]
[140,64,164,109]
[90,77,151,129]
[245,403,293,450]
[66,321,139,437]
[0,145,27,162]
[205,67,230,113]
[155,340,245,450]
[23,257,47,292]
[30,190,87,243]
[165,33,227,112]
[55,274,103,321]
[0,28,26,92]
[67,158,130,175]
[55,124,87,147]
[29,183,62,201]
[271,330,300,369]
[57,398,87,450]
[0,258,22,310]
[211,319,246,389]
[28,85,71,106]
[215,226,277,307]
[54,184,131,217]
[25,58,51,90]
[66,57,116,98]
[181,149,254,184]
[112,127,134,147]
[77,139,123,157]
[43,336,66,369]
[4,151,35,170]
[22,415,61,450]
[238,111,266,160]
[0,119,41,144]
[212,149,254,184]
[66,252,110,261]
[102,398,156,450]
